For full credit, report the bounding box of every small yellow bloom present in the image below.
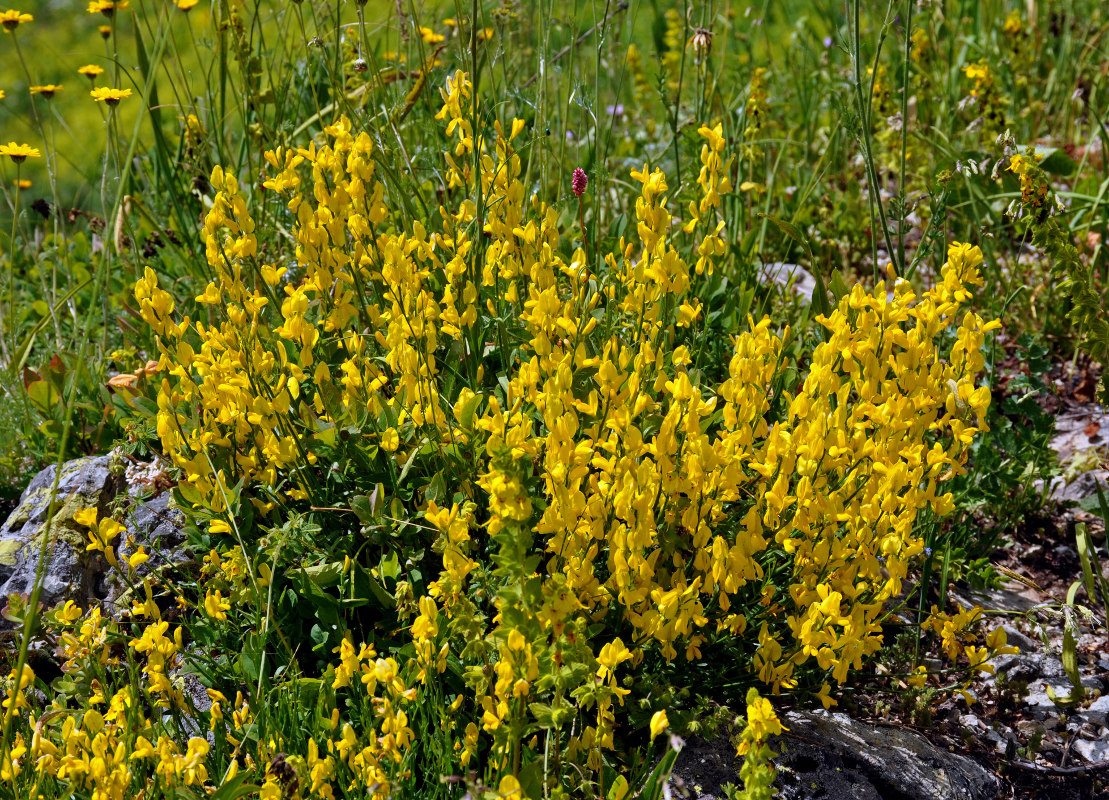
[204,589,230,621]
[0,9,32,32]
[175,0,198,8]
[56,600,83,624]
[418,26,445,44]
[97,24,110,38]
[128,547,149,568]
[72,508,98,528]
[29,84,62,99]
[650,709,669,739]
[0,142,40,163]
[13,178,30,189]
[73,507,99,528]
[88,0,129,16]
[78,64,104,80]
[90,86,132,106]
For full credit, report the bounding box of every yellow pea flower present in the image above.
[650,709,669,739]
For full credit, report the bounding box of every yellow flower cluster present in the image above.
[963,59,1007,138]
[125,69,1000,777]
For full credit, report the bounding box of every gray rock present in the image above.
[1045,470,1109,504]
[761,263,818,301]
[1079,695,1109,727]
[773,711,1000,800]
[1073,738,1109,764]
[997,653,1067,686]
[0,456,120,612]
[1024,686,1078,718]
[1000,624,1038,653]
[673,711,1000,800]
[0,454,184,621]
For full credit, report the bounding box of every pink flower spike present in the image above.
[572,168,588,196]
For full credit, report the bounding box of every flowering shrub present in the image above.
[9,67,997,795]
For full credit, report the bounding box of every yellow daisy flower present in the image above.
[174,0,198,9]
[30,84,63,99]
[87,0,129,16]
[0,9,32,32]
[91,86,132,106]
[78,64,104,80]
[13,178,30,189]
[97,24,110,38]
[0,141,40,162]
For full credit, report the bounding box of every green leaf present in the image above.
[456,391,482,430]
[1075,523,1099,607]
[424,471,446,505]
[1028,145,1078,177]
[353,565,396,609]
[288,561,344,589]
[206,775,260,800]
[1061,608,1085,702]
[11,278,91,373]
[757,212,807,249]
[639,735,682,800]
[351,494,377,525]
[27,379,61,412]
[519,760,544,800]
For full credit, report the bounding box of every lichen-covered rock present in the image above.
[0,454,185,622]
[671,710,1000,800]
[774,710,1001,800]
[0,456,120,614]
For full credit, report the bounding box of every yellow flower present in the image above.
[88,0,129,16]
[744,690,785,740]
[128,547,149,569]
[86,517,124,567]
[13,178,29,189]
[649,709,669,739]
[596,638,632,679]
[497,775,523,799]
[91,86,132,106]
[98,24,110,38]
[418,25,445,43]
[174,0,198,9]
[0,9,32,32]
[30,84,62,99]
[0,141,40,162]
[56,600,83,624]
[78,64,104,80]
[815,682,837,709]
[73,506,99,528]
[204,589,230,620]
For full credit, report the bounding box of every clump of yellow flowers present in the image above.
[2,69,1006,797]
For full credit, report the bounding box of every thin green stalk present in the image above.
[897,0,912,274]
